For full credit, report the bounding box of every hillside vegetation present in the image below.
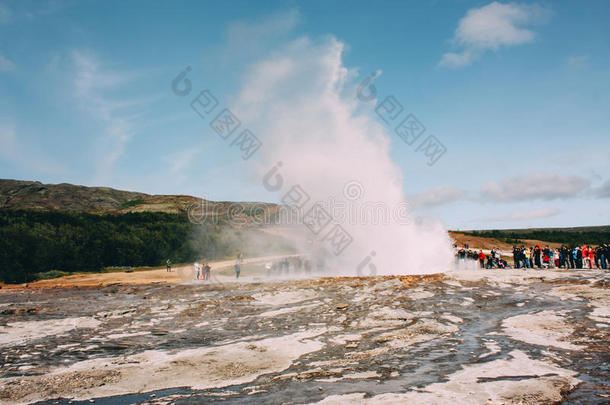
[460,227,610,246]
[0,210,293,284]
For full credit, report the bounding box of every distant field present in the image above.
[455,225,610,246]
[459,225,610,234]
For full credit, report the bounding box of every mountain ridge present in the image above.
[0,179,275,215]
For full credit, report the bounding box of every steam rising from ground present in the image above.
[233,37,452,275]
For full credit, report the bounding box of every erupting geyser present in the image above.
[233,37,453,275]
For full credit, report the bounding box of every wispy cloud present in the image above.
[0,120,65,175]
[439,2,550,68]
[226,8,299,46]
[0,121,16,152]
[566,55,589,69]
[475,208,561,223]
[165,146,202,184]
[594,179,610,198]
[0,0,75,23]
[219,8,300,65]
[72,51,137,183]
[0,3,11,24]
[408,185,466,210]
[479,172,589,202]
[0,52,15,71]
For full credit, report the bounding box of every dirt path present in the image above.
[0,254,298,291]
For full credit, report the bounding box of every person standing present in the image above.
[512,246,519,268]
[234,261,241,279]
[588,246,595,269]
[542,245,551,269]
[559,246,567,269]
[166,259,172,272]
[576,246,582,269]
[582,246,590,269]
[534,245,542,269]
[194,262,200,280]
[479,250,485,269]
[595,246,602,268]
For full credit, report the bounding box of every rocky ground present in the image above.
[0,268,608,404]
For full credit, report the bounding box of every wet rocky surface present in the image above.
[0,269,608,404]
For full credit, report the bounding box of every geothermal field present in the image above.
[2,1,610,404]
[1,264,608,404]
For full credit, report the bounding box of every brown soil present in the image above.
[450,232,563,250]
[0,255,295,291]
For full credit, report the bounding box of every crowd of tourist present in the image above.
[512,244,609,269]
[265,257,319,275]
[191,254,319,281]
[455,243,610,270]
[193,261,211,280]
[455,246,508,269]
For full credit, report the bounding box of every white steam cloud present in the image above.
[232,37,453,275]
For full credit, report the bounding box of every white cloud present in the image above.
[0,52,15,71]
[439,50,475,69]
[439,2,550,68]
[479,173,590,202]
[408,185,466,210]
[476,208,561,223]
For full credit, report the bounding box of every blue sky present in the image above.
[0,0,609,229]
